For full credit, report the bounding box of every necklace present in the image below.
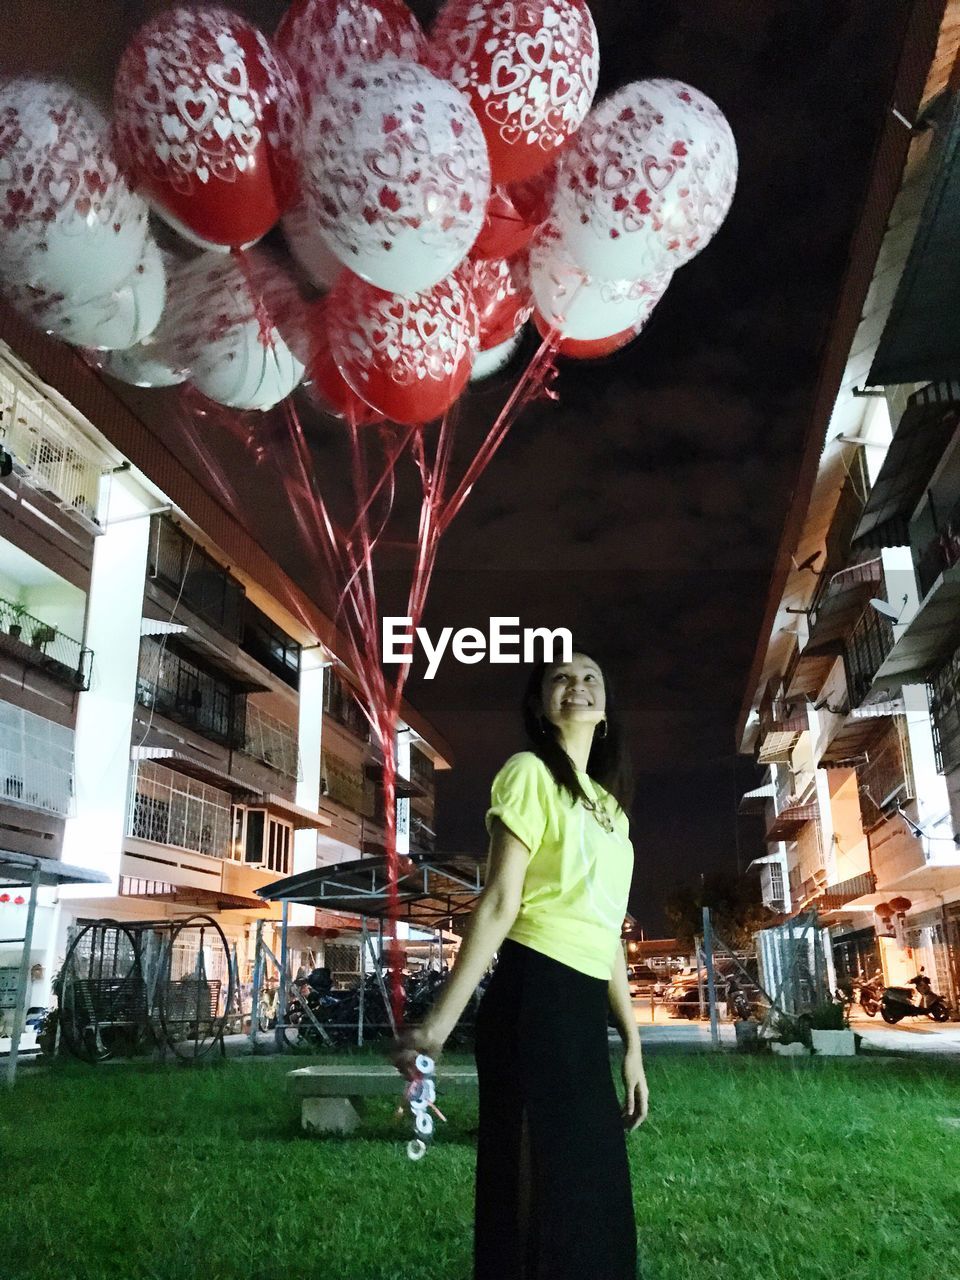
[581,795,615,834]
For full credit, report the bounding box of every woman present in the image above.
[392,645,647,1280]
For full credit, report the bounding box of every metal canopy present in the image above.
[870,93,960,386]
[852,383,960,550]
[0,850,109,889]
[256,851,484,927]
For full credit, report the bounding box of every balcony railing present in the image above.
[137,636,245,748]
[0,698,74,817]
[757,689,807,762]
[323,672,370,741]
[148,516,244,643]
[917,516,960,600]
[409,746,435,794]
[931,643,960,775]
[409,812,437,856]
[242,703,300,780]
[761,860,786,912]
[321,751,370,815]
[240,599,301,690]
[126,760,232,858]
[857,718,916,819]
[843,600,895,709]
[0,360,103,524]
[0,593,92,690]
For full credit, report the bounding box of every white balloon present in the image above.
[4,236,166,351]
[300,56,490,296]
[282,200,343,290]
[552,78,738,281]
[103,338,187,389]
[0,78,149,297]
[164,253,306,412]
[529,230,672,342]
[470,331,523,381]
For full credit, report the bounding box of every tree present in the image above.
[664,869,769,951]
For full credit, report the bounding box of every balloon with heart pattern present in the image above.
[112,5,301,250]
[275,0,425,113]
[282,198,343,290]
[0,78,149,299]
[427,0,599,184]
[161,251,307,410]
[472,165,556,260]
[470,329,523,381]
[327,268,479,425]
[551,78,738,281]
[300,56,490,297]
[468,254,532,351]
[304,296,384,424]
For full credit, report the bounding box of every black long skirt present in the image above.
[473,937,638,1280]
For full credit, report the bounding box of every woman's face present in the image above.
[541,652,607,731]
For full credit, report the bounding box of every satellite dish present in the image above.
[869,596,905,622]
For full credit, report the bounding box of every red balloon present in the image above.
[427,0,599,183]
[473,167,556,260]
[533,309,640,360]
[305,300,383,425]
[327,271,479,425]
[468,255,532,351]
[113,6,301,249]
[275,0,425,112]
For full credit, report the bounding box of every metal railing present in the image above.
[858,718,916,810]
[0,360,104,523]
[844,600,895,708]
[321,751,370,814]
[409,746,435,794]
[240,600,301,690]
[931,644,960,775]
[126,760,232,858]
[0,698,74,817]
[0,592,92,690]
[409,812,437,855]
[322,672,370,741]
[242,703,301,780]
[137,636,245,748]
[148,515,244,643]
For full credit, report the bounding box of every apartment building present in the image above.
[0,301,452,1018]
[738,6,960,1009]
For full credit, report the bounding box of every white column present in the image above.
[60,475,153,897]
[291,651,326,925]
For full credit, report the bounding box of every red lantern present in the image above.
[275,0,425,111]
[472,170,556,261]
[113,6,301,249]
[13,895,24,905]
[889,896,912,915]
[327,270,479,425]
[0,894,9,904]
[469,255,532,351]
[427,0,599,183]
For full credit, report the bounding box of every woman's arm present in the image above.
[609,943,649,1130]
[390,817,528,1074]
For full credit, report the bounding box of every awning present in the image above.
[140,618,189,638]
[870,92,960,385]
[852,383,960,549]
[819,709,891,767]
[131,745,264,798]
[118,876,266,911]
[820,872,878,912]
[765,802,818,842]
[261,793,330,830]
[140,607,269,693]
[803,560,883,656]
[0,850,110,888]
[255,851,484,927]
[869,560,960,688]
[785,652,836,700]
[738,782,777,813]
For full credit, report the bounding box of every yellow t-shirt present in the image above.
[484,751,634,980]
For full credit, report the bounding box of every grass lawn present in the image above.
[2,1048,960,1280]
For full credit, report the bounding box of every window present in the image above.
[230,804,293,875]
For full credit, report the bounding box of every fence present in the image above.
[0,699,74,816]
[0,592,91,690]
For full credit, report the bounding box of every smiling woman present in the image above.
[392,643,644,1280]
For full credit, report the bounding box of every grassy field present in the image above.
[2,1048,960,1280]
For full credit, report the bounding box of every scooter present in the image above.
[880,969,951,1024]
[856,969,884,1018]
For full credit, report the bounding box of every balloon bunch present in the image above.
[0,0,737,417]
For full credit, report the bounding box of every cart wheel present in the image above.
[57,921,145,1064]
[157,915,231,1061]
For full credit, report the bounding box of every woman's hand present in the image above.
[621,1042,648,1131]
[389,1019,446,1081]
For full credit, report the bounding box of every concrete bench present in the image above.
[288,1063,478,1135]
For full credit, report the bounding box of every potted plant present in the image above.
[808,1000,856,1056]
[30,622,56,653]
[763,1009,812,1056]
[7,602,26,639]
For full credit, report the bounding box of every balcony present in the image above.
[321,751,371,815]
[323,671,370,742]
[757,689,807,764]
[241,703,300,780]
[126,760,232,859]
[409,745,435,794]
[409,812,437,856]
[148,516,244,643]
[240,599,301,690]
[931,641,960,775]
[917,495,960,600]
[760,858,787,913]
[856,718,916,819]
[136,637,245,749]
[0,359,104,527]
[843,596,896,708]
[765,797,819,843]
[0,592,91,691]
[0,699,74,817]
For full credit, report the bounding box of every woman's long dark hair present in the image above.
[521,642,634,815]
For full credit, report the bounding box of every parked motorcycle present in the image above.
[880,968,951,1024]
[856,969,884,1018]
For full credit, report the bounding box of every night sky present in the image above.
[3,2,914,931]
